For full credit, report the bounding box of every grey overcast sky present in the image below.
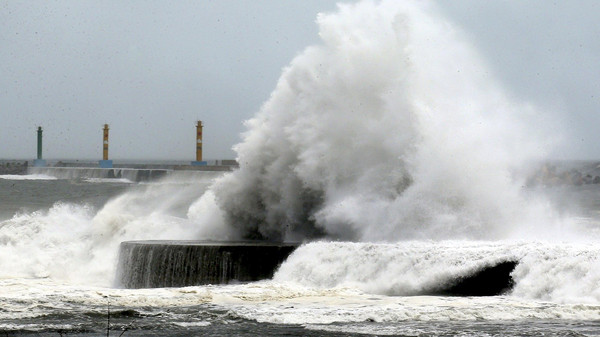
[1,1,599,160]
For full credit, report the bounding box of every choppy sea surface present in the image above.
[1,171,600,336]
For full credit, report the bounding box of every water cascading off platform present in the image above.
[116,241,299,288]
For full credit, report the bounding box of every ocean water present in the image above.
[1,172,600,336]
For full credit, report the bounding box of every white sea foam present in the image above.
[3,276,600,323]
[173,321,212,327]
[84,178,134,184]
[225,295,600,324]
[274,241,600,304]
[0,174,57,181]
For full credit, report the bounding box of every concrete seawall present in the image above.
[28,165,234,182]
[1,159,237,180]
[28,167,170,182]
[116,241,300,288]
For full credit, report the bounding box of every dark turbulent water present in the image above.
[6,301,600,337]
[2,305,362,337]
[8,308,600,337]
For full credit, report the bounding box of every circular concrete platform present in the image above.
[116,240,300,288]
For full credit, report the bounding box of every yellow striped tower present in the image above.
[99,124,113,168]
[192,121,207,166]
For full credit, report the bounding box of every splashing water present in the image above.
[0,172,224,286]
[274,241,600,303]
[208,0,559,242]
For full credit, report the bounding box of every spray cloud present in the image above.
[210,0,556,242]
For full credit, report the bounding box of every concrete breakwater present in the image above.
[116,241,299,288]
[27,161,236,182]
[29,167,170,182]
[0,159,238,181]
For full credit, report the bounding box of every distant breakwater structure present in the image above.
[1,120,239,179]
[27,160,237,182]
[27,121,214,169]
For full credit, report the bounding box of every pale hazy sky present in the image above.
[2,1,599,160]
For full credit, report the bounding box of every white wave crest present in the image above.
[275,241,600,303]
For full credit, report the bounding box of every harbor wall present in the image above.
[116,241,299,288]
